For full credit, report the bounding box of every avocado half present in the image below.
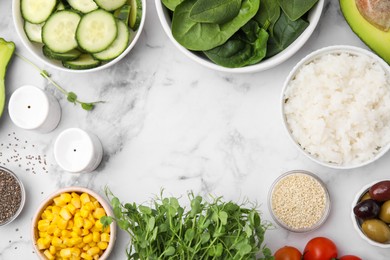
[340,0,390,64]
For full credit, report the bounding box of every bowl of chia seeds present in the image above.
[0,166,26,226]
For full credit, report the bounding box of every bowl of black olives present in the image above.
[352,180,390,248]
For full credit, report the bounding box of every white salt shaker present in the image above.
[54,128,103,173]
[8,85,61,133]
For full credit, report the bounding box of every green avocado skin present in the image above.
[340,0,390,64]
[0,38,15,118]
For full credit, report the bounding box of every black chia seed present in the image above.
[0,169,22,225]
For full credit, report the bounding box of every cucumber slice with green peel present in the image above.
[94,0,127,11]
[21,0,57,24]
[62,54,101,69]
[67,0,98,13]
[24,21,44,43]
[42,11,81,53]
[114,4,131,25]
[76,9,117,53]
[93,20,130,61]
[129,0,142,30]
[42,45,82,61]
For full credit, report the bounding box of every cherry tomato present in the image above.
[274,246,302,260]
[303,237,337,260]
[339,256,362,260]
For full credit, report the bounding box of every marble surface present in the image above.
[1,0,389,259]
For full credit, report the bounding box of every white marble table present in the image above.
[1,0,389,259]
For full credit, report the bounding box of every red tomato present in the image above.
[339,256,362,260]
[274,246,302,260]
[303,237,338,260]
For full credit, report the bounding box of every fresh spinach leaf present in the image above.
[189,0,242,24]
[204,20,269,68]
[253,0,280,33]
[266,11,309,57]
[161,0,185,11]
[172,0,260,51]
[278,0,319,21]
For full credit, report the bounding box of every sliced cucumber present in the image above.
[93,20,130,61]
[24,21,44,43]
[67,0,98,13]
[129,0,142,30]
[21,0,57,24]
[42,45,82,61]
[42,11,81,53]
[76,9,117,53]
[62,54,101,69]
[94,0,127,11]
[114,4,131,25]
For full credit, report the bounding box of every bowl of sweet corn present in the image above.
[31,187,116,260]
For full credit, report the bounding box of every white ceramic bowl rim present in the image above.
[0,166,26,226]
[351,180,390,248]
[12,0,147,73]
[281,45,390,170]
[268,170,331,233]
[155,0,324,73]
[31,186,116,259]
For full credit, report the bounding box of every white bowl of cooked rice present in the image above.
[281,45,390,169]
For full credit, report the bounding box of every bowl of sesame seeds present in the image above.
[268,170,331,232]
[0,166,26,226]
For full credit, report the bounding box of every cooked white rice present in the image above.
[284,52,390,166]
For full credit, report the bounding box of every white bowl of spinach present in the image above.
[156,0,324,73]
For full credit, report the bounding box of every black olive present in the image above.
[353,199,381,219]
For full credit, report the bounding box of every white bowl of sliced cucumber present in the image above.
[155,0,324,73]
[12,0,145,72]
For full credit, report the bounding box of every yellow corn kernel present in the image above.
[71,197,81,209]
[61,193,72,203]
[93,201,100,208]
[49,245,56,255]
[80,193,91,205]
[37,238,49,250]
[97,241,107,250]
[60,207,73,221]
[92,232,100,243]
[87,214,95,225]
[44,249,55,260]
[87,246,100,256]
[81,228,90,236]
[41,211,47,220]
[94,219,103,230]
[39,231,47,238]
[66,203,77,215]
[93,255,99,260]
[83,233,93,244]
[63,237,74,247]
[88,242,96,247]
[103,226,110,233]
[76,242,86,249]
[53,228,62,237]
[74,216,84,228]
[81,252,92,260]
[101,233,110,242]
[70,247,81,257]
[83,219,93,230]
[72,227,82,236]
[80,207,89,218]
[44,210,54,221]
[60,248,72,258]
[84,202,96,211]
[61,230,72,238]
[52,205,61,215]
[47,224,56,235]
[53,197,67,207]
[38,219,50,232]
[92,208,106,220]
[71,192,80,198]
[82,245,90,251]
[51,236,63,247]
[70,237,82,245]
[57,218,69,230]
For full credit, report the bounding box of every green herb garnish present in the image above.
[101,188,273,259]
[15,53,102,111]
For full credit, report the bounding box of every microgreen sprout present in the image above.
[101,187,273,260]
[15,52,103,111]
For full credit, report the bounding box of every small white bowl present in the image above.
[155,0,324,73]
[32,186,116,259]
[281,45,390,169]
[12,0,146,73]
[351,180,390,248]
[0,166,26,226]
